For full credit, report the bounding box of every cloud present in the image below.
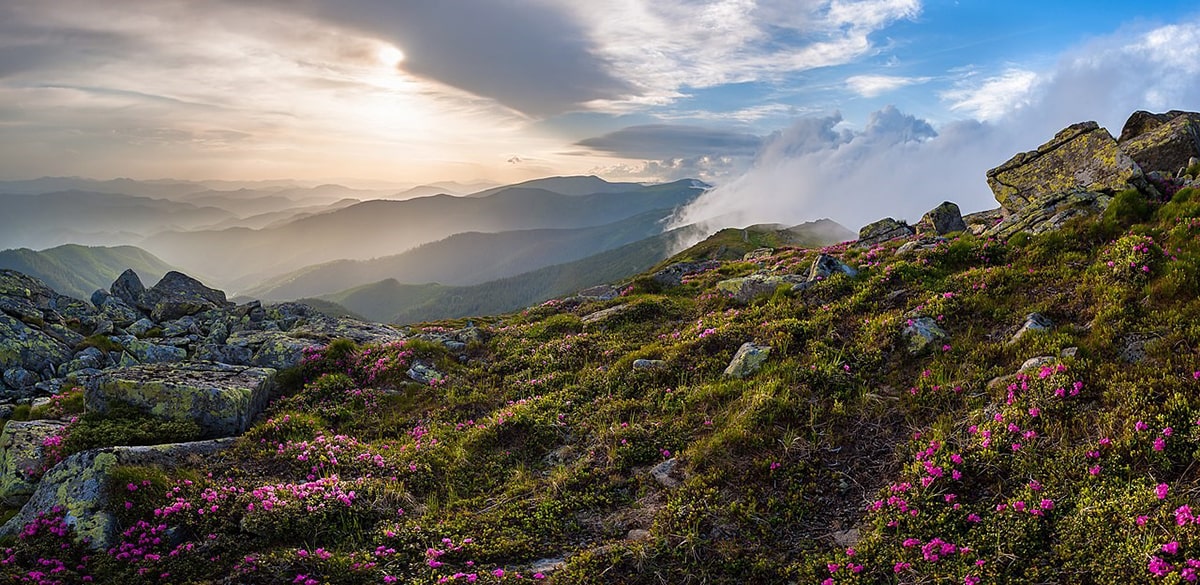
[575,124,763,159]
[564,0,922,110]
[670,18,1200,246]
[942,69,1039,121]
[846,74,932,97]
[295,0,636,117]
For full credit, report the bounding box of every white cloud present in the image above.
[846,74,932,97]
[562,0,923,110]
[941,69,1039,121]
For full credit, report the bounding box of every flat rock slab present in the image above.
[87,362,275,438]
[0,420,68,505]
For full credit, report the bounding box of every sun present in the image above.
[378,45,406,68]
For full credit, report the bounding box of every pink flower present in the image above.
[1155,437,1167,452]
[1157,484,1170,500]
[1163,541,1181,555]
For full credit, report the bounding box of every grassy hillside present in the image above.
[10,187,1200,583]
[0,244,178,300]
[319,221,851,324]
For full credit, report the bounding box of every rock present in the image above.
[110,269,146,309]
[716,274,808,304]
[649,260,721,288]
[856,218,915,248]
[139,271,232,321]
[1020,356,1058,372]
[915,201,968,236]
[1060,347,1079,359]
[1120,335,1153,364]
[986,121,1143,211]
[896,238,945,256]
[650,458,681,488]
[1009,313,1053,344]
[632,359,666,370]
[0,314,74,379]
[832,528,861,548]
[963,208,1005,235]
[724,342,771,378]
[1117,110,1200,173]
[903,317,948,354]
[112,335,187,364]
[626,529,653,541]
[808,254,858,281]
[983,191,1113,239]
[527,558,566,574]
[0,420,69,505]
[575,284,620,301]
[98,296,142,328]
[406,361,444,385]
[126,318,156,337]
[193,344,254,366]
[87,362,276,438]
[0,439,233,549]
[582,304,634,325]
[161,316,201,338]
[743,248,775,262]
[2,368,39,392]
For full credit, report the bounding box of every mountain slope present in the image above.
[244,209,678,300]
[0,244,179,300]
[141,180,706,285]
[317,220,851,324]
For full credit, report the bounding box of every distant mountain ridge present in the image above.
[0,244,180,300]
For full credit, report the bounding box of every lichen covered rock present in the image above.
[856,218,915,248]
[0,439,232,549]
[983,191,1112,239]
[915,201,968,236]
[0,420,68,505]
[986,121,1142,211]
[717,274,808,303]
[724,342,771,378]
[1117,110,1200,173]
[903,317,948,354]
[87,362,275,438]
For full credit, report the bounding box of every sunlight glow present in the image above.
[378,45,406,68]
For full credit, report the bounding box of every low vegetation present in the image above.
[7,188,1200,583]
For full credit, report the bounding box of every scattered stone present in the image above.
[856,218,915,248]
[0,314,74,380]
[527,558,566,574]
[716,274,808,304]
[903,317,948,354]
[808,254,858,281]
[632,359,666,370]
[743,248,775,262]
[649,260,720,288]
[582,304,633,325]
[986,121,1144,211]
[626,529,653,541]
[126,318,156,337]
[112,335,187,364]
[0,420,69,505]
[650,458,681,488]
[831,528,861,548]
[915,201,968,236]
[1019,356,1058,372]
[406,361,444,385]
[1117,110,1200,174]
[1120,335,1153,363]
[0,439,233,549]
[1060,347,1079,359]
[724,342,771,378]
[575,284,619,301]
[1009,313,1053,344]
[895,238,945,256]
[2,368,39,392]
[87,362,275,438]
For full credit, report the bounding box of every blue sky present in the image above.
[0,0,1197,215]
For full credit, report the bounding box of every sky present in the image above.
[2,0,1199,227]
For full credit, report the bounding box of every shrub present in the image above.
[1103,188,1154,228]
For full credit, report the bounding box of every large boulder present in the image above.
[0,420,69,505]
[87,362,276,438]
[856,218,915,248]
[808,254,858,281]
[138,271,232,322]
[111,335,187,364]
[0,439,233,549]
[986,121,1143,211]
[0,314,74,384]
[915,201,968,236]
[963,208,1005,236]
[1117,110,1200,174]
[109,269,146,309]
